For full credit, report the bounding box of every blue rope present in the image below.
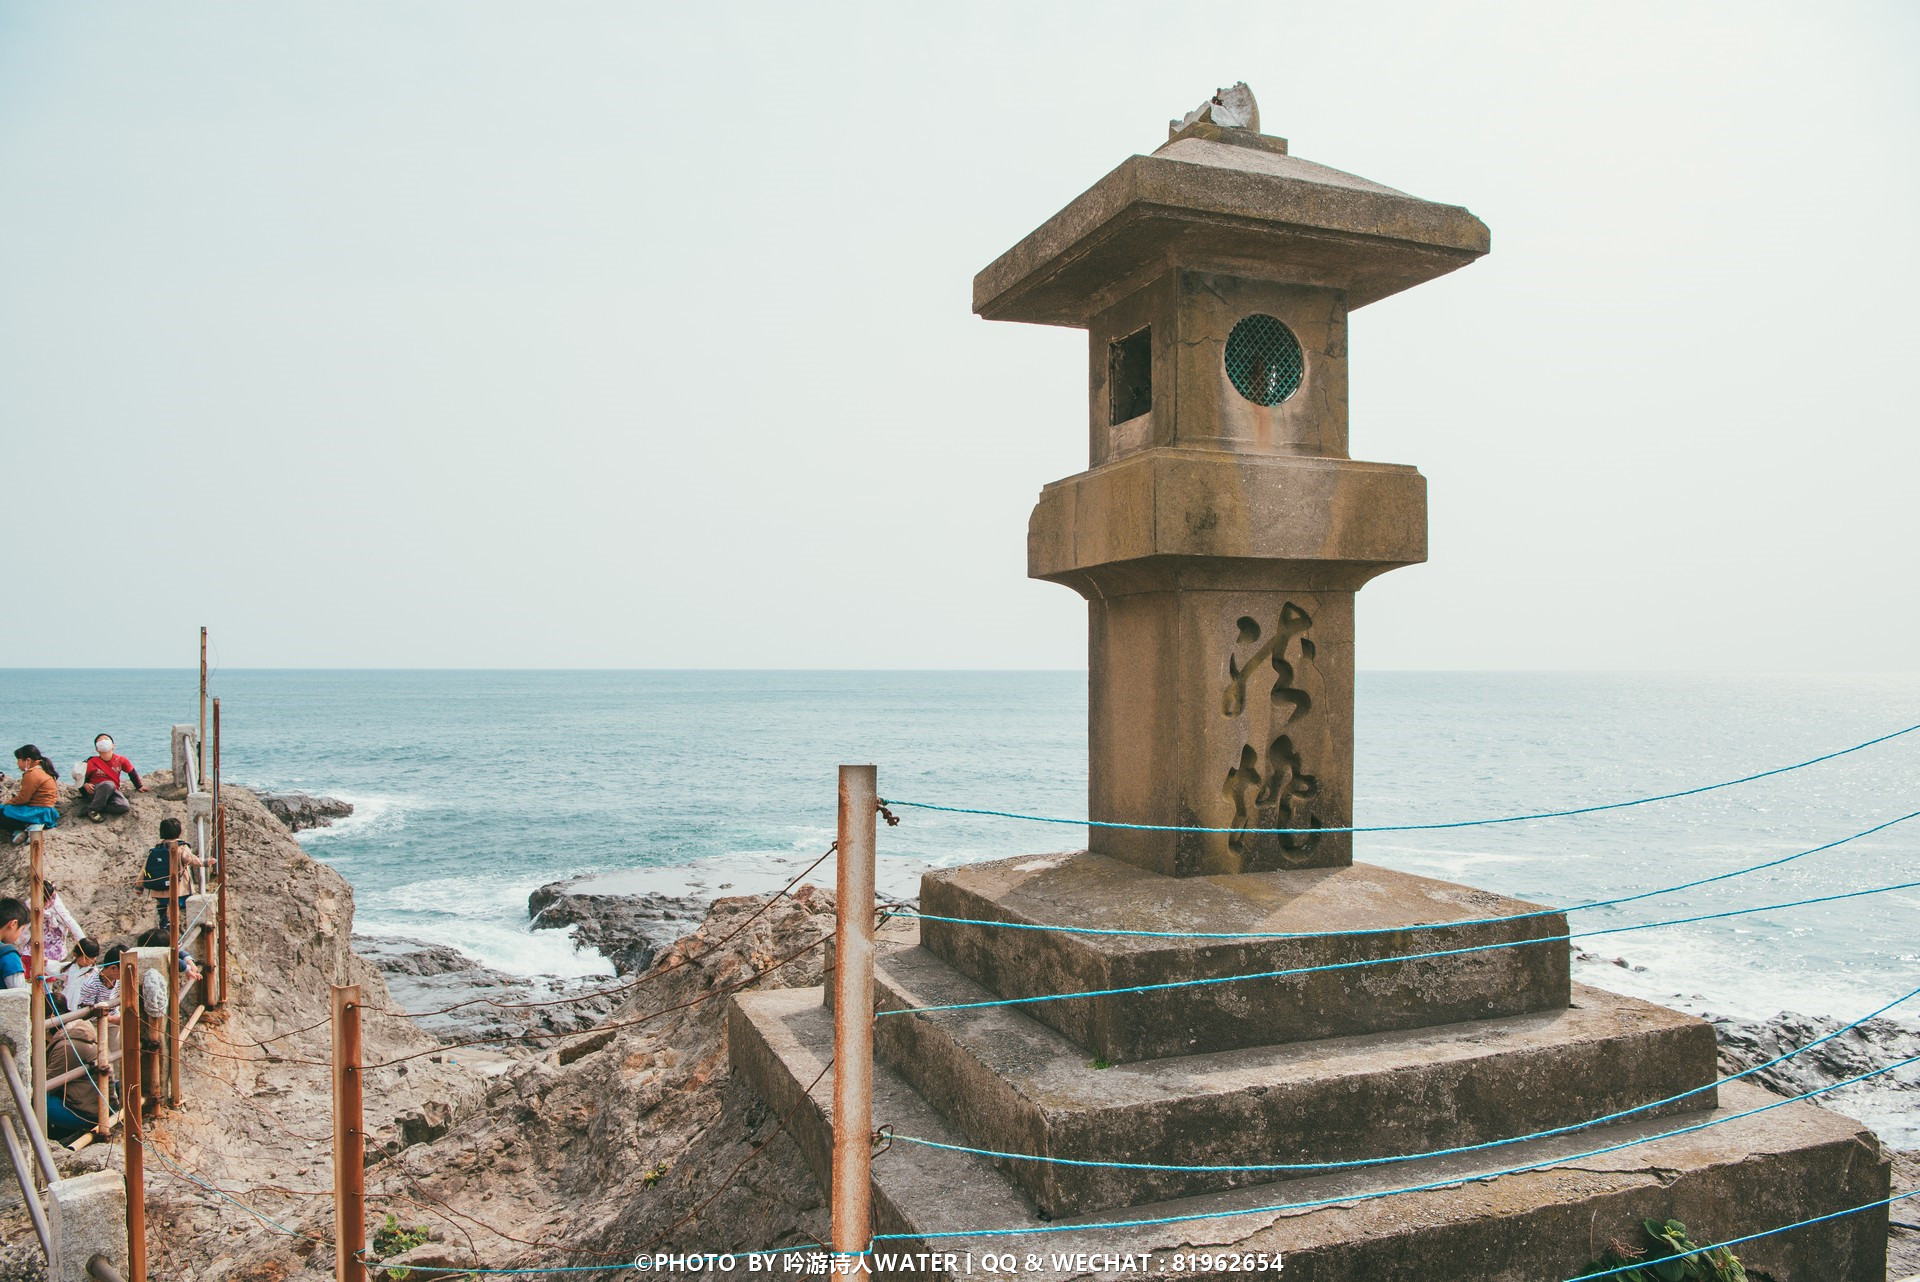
[875,878,1920,1018]
[879,721,1920,835]
[1564,1186,1920,1280]
[884,978,1920,1173]
[899,807,1920,942]
[869,1049,1920,1241]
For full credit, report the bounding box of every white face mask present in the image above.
[95,739,114,756]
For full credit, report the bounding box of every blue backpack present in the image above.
[142,843,176,894]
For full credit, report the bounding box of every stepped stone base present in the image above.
[918,852,1569,1062]
[869,927,1717,1217]
[730,987,1890,1282]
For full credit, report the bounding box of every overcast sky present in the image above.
[2,2,1914,671]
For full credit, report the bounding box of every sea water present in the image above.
[4,669,1916,1138]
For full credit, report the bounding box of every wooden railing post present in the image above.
[28,831,47,1148]
[831,765,877,1263]
[121,957,146,1282]
[331,985,366,1282]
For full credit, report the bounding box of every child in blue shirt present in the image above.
[0,898,29,990]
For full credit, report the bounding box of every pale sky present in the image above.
[3,2,1915,671]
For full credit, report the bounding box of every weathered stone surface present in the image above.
[1714,1009,1920,1108]
[872,928,1716,1217]
[528,878,706,976]
[919,852,1569,1062]
[990,122,1486,875]
[972,138,1490,325]
[257,790,354,831]
[353,933,620,1045]
[732,987,1890,1282]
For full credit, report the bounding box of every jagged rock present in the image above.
[257,790,355,831]
[528,879,706,976]
[1711,1009,1920,1104]
[9,779,480,1279]
[365,885,839,1267]
[355,933,622,1045]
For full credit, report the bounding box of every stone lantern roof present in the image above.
[973,126,1491,326]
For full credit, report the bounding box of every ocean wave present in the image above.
[291,791,414,844]
[355,907,615,979]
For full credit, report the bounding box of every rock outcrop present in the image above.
[528,878,706,976]
[226,885,838,1277]
[1712,1009,1920,1108]
[356,933,624,1045]
[0,774,480,1278]
[257,790,355,832]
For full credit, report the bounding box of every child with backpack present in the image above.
[0,899,28,990]
[143,817,206,929]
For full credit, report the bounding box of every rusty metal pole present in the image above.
[27,832,47,1147]
[166,845,180,1109]
[216,804,229,1008]
[331,984,366,1282]
[831,765,876,1262]
[121,957,146,1282]
[213,702,225,997]
[197,627,208,786]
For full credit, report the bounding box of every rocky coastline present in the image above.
[257,789,356,832]
[352,878,712,1047]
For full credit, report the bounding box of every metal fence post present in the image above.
[216,804,229,1009]
[121,957,146,1282]
[28,831,47,1148]
[166,846,180,1110]
[331,985,366,1282]
[831,764,876,1262]
[210,700,223,1007]
[197,627,207,787]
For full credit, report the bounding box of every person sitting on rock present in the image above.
[31,879,87,978]
[59,937,102,1014]
[0,745,62,844]
[45,1017,105,1142]
[0,899,29,990]
[78,733,143,823]
[142,817,205,929]
[74,945,121,1011]
[84,944,166,1120]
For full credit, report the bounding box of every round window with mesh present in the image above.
[1223,314,1304,406]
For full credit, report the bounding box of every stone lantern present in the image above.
[732,89,1892,1279]
[978,83,1488,875]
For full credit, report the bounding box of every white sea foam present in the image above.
[354,908,614,980]
[291,792,414,845]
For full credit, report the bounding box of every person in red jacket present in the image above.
[80,733,143,823]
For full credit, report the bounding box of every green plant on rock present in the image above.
[372,1212,434,1280]
[1578,1218,1749,1282]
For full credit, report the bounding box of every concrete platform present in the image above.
[730,987,1890,1282]
[918,852,1570,1062]
[869,929,1718,1217]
